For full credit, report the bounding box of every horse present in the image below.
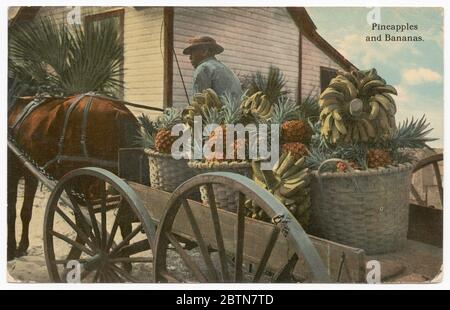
[7,94,142,261]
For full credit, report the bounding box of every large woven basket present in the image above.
[310,159,414,255]
[145,149,196,192]
[188,161,252,212]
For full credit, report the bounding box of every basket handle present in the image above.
[317,158,355,175]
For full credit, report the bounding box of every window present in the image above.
[84,9,124,99]
[320,66,338,92]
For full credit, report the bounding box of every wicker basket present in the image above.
[310,159,414,255]
[145,149,196,192]
[188,161,252,212]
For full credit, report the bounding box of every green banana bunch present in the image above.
[241,91,273,120]
[248,153,310,228]
[319,68,398,144]
[183,88,222,125]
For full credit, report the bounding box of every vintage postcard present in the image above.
[5,5,443,286]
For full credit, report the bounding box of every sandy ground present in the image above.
[7,181,51,283]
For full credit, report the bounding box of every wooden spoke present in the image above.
[181,199,218,282]
[111,239,151,258]
[100,182,107,249]
[109,264,140,283]
[110,224,143,256]
[105,204,122,252]
[93,269,101,283]
[234,193,246,282]
[253,226,280,283]
[432,162,443,205]
[85,199,102,247]
[108,257,153,263]
[64,189,96,242]
[205,184,230,282]
[50,231,95,256]
[54,206,97,251]
[411,184,426,206]
[166,232,208,282]
[81,268,95,282]
[158,270,182,283]
[104,267,123,283]
[54,258,89,265]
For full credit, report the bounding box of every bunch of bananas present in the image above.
[240,91,273,120]
[182,88,222,126]
[319,68,398,144]
[247,152,310,228]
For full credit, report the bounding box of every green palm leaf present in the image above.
[9,16,123,97]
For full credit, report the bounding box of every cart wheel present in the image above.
[411,153,443,208]
[44,167,156,283]
[154,172,329,283]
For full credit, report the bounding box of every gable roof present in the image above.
[287,7,357,71]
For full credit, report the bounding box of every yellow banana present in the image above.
[360,118,376,138]
[332,109,343,121]
[352,124,360,143]
[322,113,333,136]
[378,108,389,130]
[276,152,296,177]
[362,79,385,95]
[331,124,340,144]
[368,101,380,120]
[357,122,368,142]
[320,104,339,120]
[374,94,395,115]
[320,88,345,102]
[334,118,347,135]
[319,97,341,108]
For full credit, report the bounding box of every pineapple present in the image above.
[281,142,308,160]
[336,160,359,172]
[205,93,245,161]
[367,148,392,168]
[281,119,312,144]
[271,96,311,145]
[154,108,183,154]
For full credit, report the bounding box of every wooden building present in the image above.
[9,6,356,113]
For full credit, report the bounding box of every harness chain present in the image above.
[8,133,88,206]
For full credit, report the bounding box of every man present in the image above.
[183,36,242,101]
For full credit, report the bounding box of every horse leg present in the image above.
[7,153,22,261]
[118,203,133,273]
[17,171,38,257]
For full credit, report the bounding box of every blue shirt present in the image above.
[192,57,242,102]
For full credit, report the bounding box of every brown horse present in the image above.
[7,94,141,261]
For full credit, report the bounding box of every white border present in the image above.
[1,0,447,291]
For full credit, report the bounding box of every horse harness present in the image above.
[9,93,118,171]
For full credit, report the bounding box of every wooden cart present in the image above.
[8,142,443,283]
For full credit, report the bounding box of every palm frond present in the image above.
[298,91,320,120]
[9,16,123,97]
[136,114,157,148]
[242,65,289,103]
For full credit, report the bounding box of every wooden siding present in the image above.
[172,7,300,108]
[32,7,165,113]
[301,34,344,99]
